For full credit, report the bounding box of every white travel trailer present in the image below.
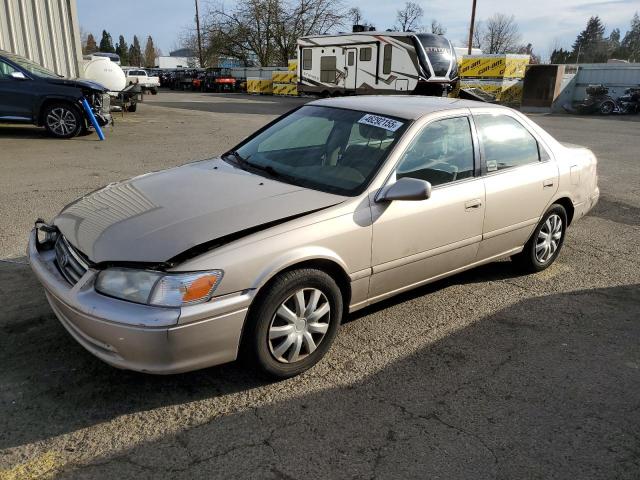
[297,32,458,96]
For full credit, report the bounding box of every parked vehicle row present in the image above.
[29,96,599,378]
[566,83,640,115]
[160,68,240,92]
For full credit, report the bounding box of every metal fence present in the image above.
[0,0,82,77]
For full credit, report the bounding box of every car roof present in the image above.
[308,95,506,120]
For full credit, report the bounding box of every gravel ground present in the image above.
[0,92,638,479]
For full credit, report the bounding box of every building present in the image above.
[0,0,82,77]
[155,48,200,69]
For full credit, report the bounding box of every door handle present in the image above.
[465,199,482,210]
[543,179,555,188]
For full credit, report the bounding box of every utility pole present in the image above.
[195,0,204,67]
[467,0,477,55]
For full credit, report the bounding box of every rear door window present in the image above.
[474,114,540,171]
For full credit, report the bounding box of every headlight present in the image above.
[95,268,223,307]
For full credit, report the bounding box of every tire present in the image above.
[243,269,343,379]
[150,88,158,95]
[42,102,83,139]
[126,103,137,113]
[599,100,615,115]
[512,204,568,273]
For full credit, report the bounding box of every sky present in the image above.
[77,0,639,61]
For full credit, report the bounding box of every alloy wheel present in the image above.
[268,288,331,364]
[46,107,77,136]
[535,214,563,264]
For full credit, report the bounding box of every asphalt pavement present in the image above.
[0,92,638,479]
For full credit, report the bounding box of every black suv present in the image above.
[0,50,111,138]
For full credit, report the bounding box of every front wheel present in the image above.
[243,269,343,379]
[512,204,567,273]
[43,102,83,138]
[599,100,615,115]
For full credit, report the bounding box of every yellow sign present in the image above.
[271,71,297,84]
[247,78,273,94]
[273,83,299,96]
[460,55,529,79]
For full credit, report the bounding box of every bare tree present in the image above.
[517,43,540,64]
[395,1,423,32]
[272,0,345,65]
[461,20,483,49]
[430,19,446,35]
[347,7,363,26]
[482,13,522,54]
[202,0,344,66]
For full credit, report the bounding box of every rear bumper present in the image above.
[576,186,600,220]
[27,230,251,374]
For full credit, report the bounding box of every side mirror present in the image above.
[10,71,27,80]
[377,177,432,202]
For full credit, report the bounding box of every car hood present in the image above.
[54,159,345,264]
[45,77,107,92]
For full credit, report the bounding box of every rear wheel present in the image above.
[512,204,567,273]
[244,269,343,379]
[43,102,83,139]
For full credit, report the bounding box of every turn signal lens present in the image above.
[149,270,224,307]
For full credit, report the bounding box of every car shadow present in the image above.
[0,125,50,139]
[2,261,639,479]
[55,282,640,478]
[0,125,96,140]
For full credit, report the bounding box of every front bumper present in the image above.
[27,229,251,374]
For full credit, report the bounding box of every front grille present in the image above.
[54,236,88,285]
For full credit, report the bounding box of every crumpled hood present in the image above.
[45,77,107,92]
[54,159,345,263]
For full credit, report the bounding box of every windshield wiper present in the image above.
[223,150,247,167]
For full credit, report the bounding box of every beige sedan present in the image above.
[28,96,599,378]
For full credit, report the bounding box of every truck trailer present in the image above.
[297,31,458,97]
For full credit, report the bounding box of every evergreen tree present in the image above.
[572,16,607,63]
[621,12,640,62]
[143,36,156,68]
[115,35,129,65]
[128,35,142,67]
[99,30,115,53]
[84,33,98,54]
[550,48,572,64]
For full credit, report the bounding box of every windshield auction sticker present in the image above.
[358,114,404,132]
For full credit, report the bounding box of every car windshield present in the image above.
[2,51,61,78]
[227,106,409,196]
